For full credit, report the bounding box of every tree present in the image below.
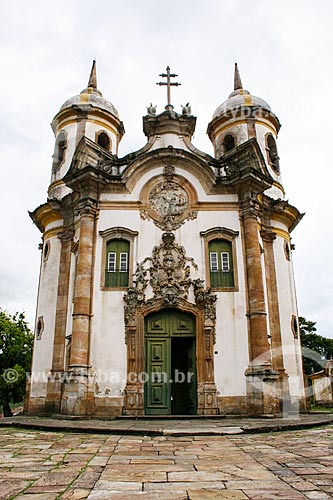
[0,310,33,417]
[299,316,333,375]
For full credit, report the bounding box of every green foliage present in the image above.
[0,309,33,416]
[299,316,333,375]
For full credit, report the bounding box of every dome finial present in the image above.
[234,62,243,91]
[88,60,97,89]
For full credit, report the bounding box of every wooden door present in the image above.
[145,310,196,415]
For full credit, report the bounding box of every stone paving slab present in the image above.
[1,425,333,499]
[1,413,333,436]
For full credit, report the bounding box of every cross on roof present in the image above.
[156,66,181,107]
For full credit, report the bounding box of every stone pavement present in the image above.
[1,424,333,499]
[1,413,333,436]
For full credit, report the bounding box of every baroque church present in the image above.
[26,62,306,417]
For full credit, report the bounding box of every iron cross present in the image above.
[156,66,181,106]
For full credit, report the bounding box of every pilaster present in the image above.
[61,198,98,415]
[241,199,271,367]
[45,227,73,414]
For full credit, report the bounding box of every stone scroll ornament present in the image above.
[124,232,217,343]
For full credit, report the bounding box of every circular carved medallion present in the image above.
[149,181,189,218]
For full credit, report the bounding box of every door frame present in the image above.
[144,309,197,415]
[123,298,218,416]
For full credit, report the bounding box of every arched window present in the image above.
[267,134,280,173]
[97,131,111,151]
[52,131,67,172]
[222,134,235,153]
[105,239,130,288]
[208,239,234,288]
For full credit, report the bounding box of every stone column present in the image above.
[242,209,271,366]
[261,229,285,374]
[61,200,97,415]
[45,229,73,414]
[242,203,280,415]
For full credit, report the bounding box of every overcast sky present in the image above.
[0,0,332,337]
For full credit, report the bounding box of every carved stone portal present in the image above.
[123,232,218,416]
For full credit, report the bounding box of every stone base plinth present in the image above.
[218,396,249,415]
[123,383,144,416]
[60,368,95,416]
[45,371,64,414]
[94,396,124,418]
[245,365,280,415]
[197,382,219,416]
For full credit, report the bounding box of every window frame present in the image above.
[52,130,67,173]
[100,227,138,291]
[265,133,280,174]
[201,227,239,292]
[95,130,112,152]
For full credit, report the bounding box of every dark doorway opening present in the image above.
[171,337,196,415]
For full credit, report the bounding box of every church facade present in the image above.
[26,62,306,417]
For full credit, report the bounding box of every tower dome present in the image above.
[207,63,283,198]
[49,61,124,199]
[60,61,120,118]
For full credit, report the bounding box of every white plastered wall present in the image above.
[30,232,62,397]
[274,233,305,399]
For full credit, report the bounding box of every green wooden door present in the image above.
[145,310,196,415]
[145,338,170,414]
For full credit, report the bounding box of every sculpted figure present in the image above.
[147,103,157,116]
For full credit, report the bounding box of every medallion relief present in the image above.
[140,165,197,231]
[149,181,189,218]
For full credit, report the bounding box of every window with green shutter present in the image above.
[209,239,234,288]
[105,239,130,288]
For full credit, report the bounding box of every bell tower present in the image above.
[49,61,125,200]
[207,63,284,200]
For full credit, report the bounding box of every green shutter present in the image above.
[105,239,130,287]
[209,239,234,288]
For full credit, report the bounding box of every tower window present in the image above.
[222,134,235,153]
[52,131,67,172]
[43,241,50,261]
[36,316,44,340]
[284,241,291,261]
[291,315,299,339]
[97,131,111,151]
[209,239,234,288]
[105,239,130,287]
[267,134,280,174]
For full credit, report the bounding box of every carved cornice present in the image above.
[99,227,138,241]
[29,203,63,233]
[260,226,277,243]
[200,227,239,240]
[143,109,197,138]
[58,227,74,242]
[74,197,98,218]
[261,194,304,233]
